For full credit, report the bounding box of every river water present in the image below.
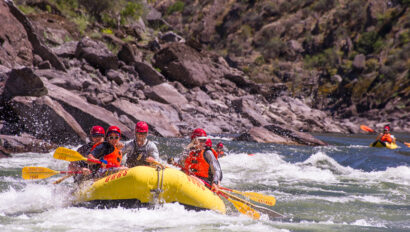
[1,134,409,232]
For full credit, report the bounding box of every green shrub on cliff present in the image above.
[167,1,185,15]
[356,31,384,55]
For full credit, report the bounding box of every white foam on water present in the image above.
[220,152,342,186]
[0,151,69,171]
[351,219,387,228]
[0,183,70,215]
[0,203,285,232]
[221,151,410,187]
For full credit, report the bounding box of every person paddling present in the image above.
[122,121,160,168]
[68,125,105,183]
[216,142,225,158]
[176,128,223,191]
[87,126,124,177]
[374,125,396,145]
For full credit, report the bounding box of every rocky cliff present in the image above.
[0,0,408,154]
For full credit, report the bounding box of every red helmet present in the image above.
[135,121,149,133]
[217,142,224,148]
[90,125,105,136]
[191,128,207,140]
[205,138,212,147]
[384,125,390,131]
[107,126,121,136]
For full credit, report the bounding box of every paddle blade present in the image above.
[22,167,59,180]
[404,142,410,148]
[239,191,276,206]
[360,125,375,133]
[53,147,86,162]
[228,198,260,220]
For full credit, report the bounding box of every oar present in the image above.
[168,159,277,207]
[53,174,74,184]
[219,186,276,206]
[360,125,410,147]
[219,190,284,219]
[22,167,81,180]
[53,147,102,164]
[217,190,260,219]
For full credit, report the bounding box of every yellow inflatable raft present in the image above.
[370,140,398,149]
[73,166,226,214]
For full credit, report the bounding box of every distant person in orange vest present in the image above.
[375,125,396,144]
[68,125,105,182]
[179,128,223,191]
[216,142,225,158]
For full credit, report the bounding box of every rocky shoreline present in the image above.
[0,1,408,155]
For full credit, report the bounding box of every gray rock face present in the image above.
[5,0,66,71]
[10,96,87,144]
[0,1,33,68]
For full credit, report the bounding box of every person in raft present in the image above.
[122,121,160,168]
[69,125,105,183]
[86,126,124,177]
[178,128,223,191]
[215,142,225,158]
[374,125,396,144]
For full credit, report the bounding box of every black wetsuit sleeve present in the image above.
[204,150,223,184]
[90,142,114,160]
[75,143,93,168]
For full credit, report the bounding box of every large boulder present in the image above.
[235,125,327,146]
[232,96,270,127]
[2,67,48,100]
[264,124,327,146]
[52,41,78,58]
[9,96,87,144]
[145,83,188,106]
[107,99,181,137]
[75,37,119,72]
[0,134,57,153]
[235,127,295,144]
[153,43,219,87]
[43,81,133,139]
[134,61,166,86]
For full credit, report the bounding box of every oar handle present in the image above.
[60,171,83,174]
[86,158,102,164]
[219,186,233,192]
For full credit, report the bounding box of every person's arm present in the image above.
[147,141,160,161]
[376,133,383,141]
[391,135,396,143]
[204,150,222,185]
[88,143,108,164]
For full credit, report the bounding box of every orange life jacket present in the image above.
[102,146,122,167]
[380,134,392,143]
[217,150,224,157]
[184,150,210,178]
